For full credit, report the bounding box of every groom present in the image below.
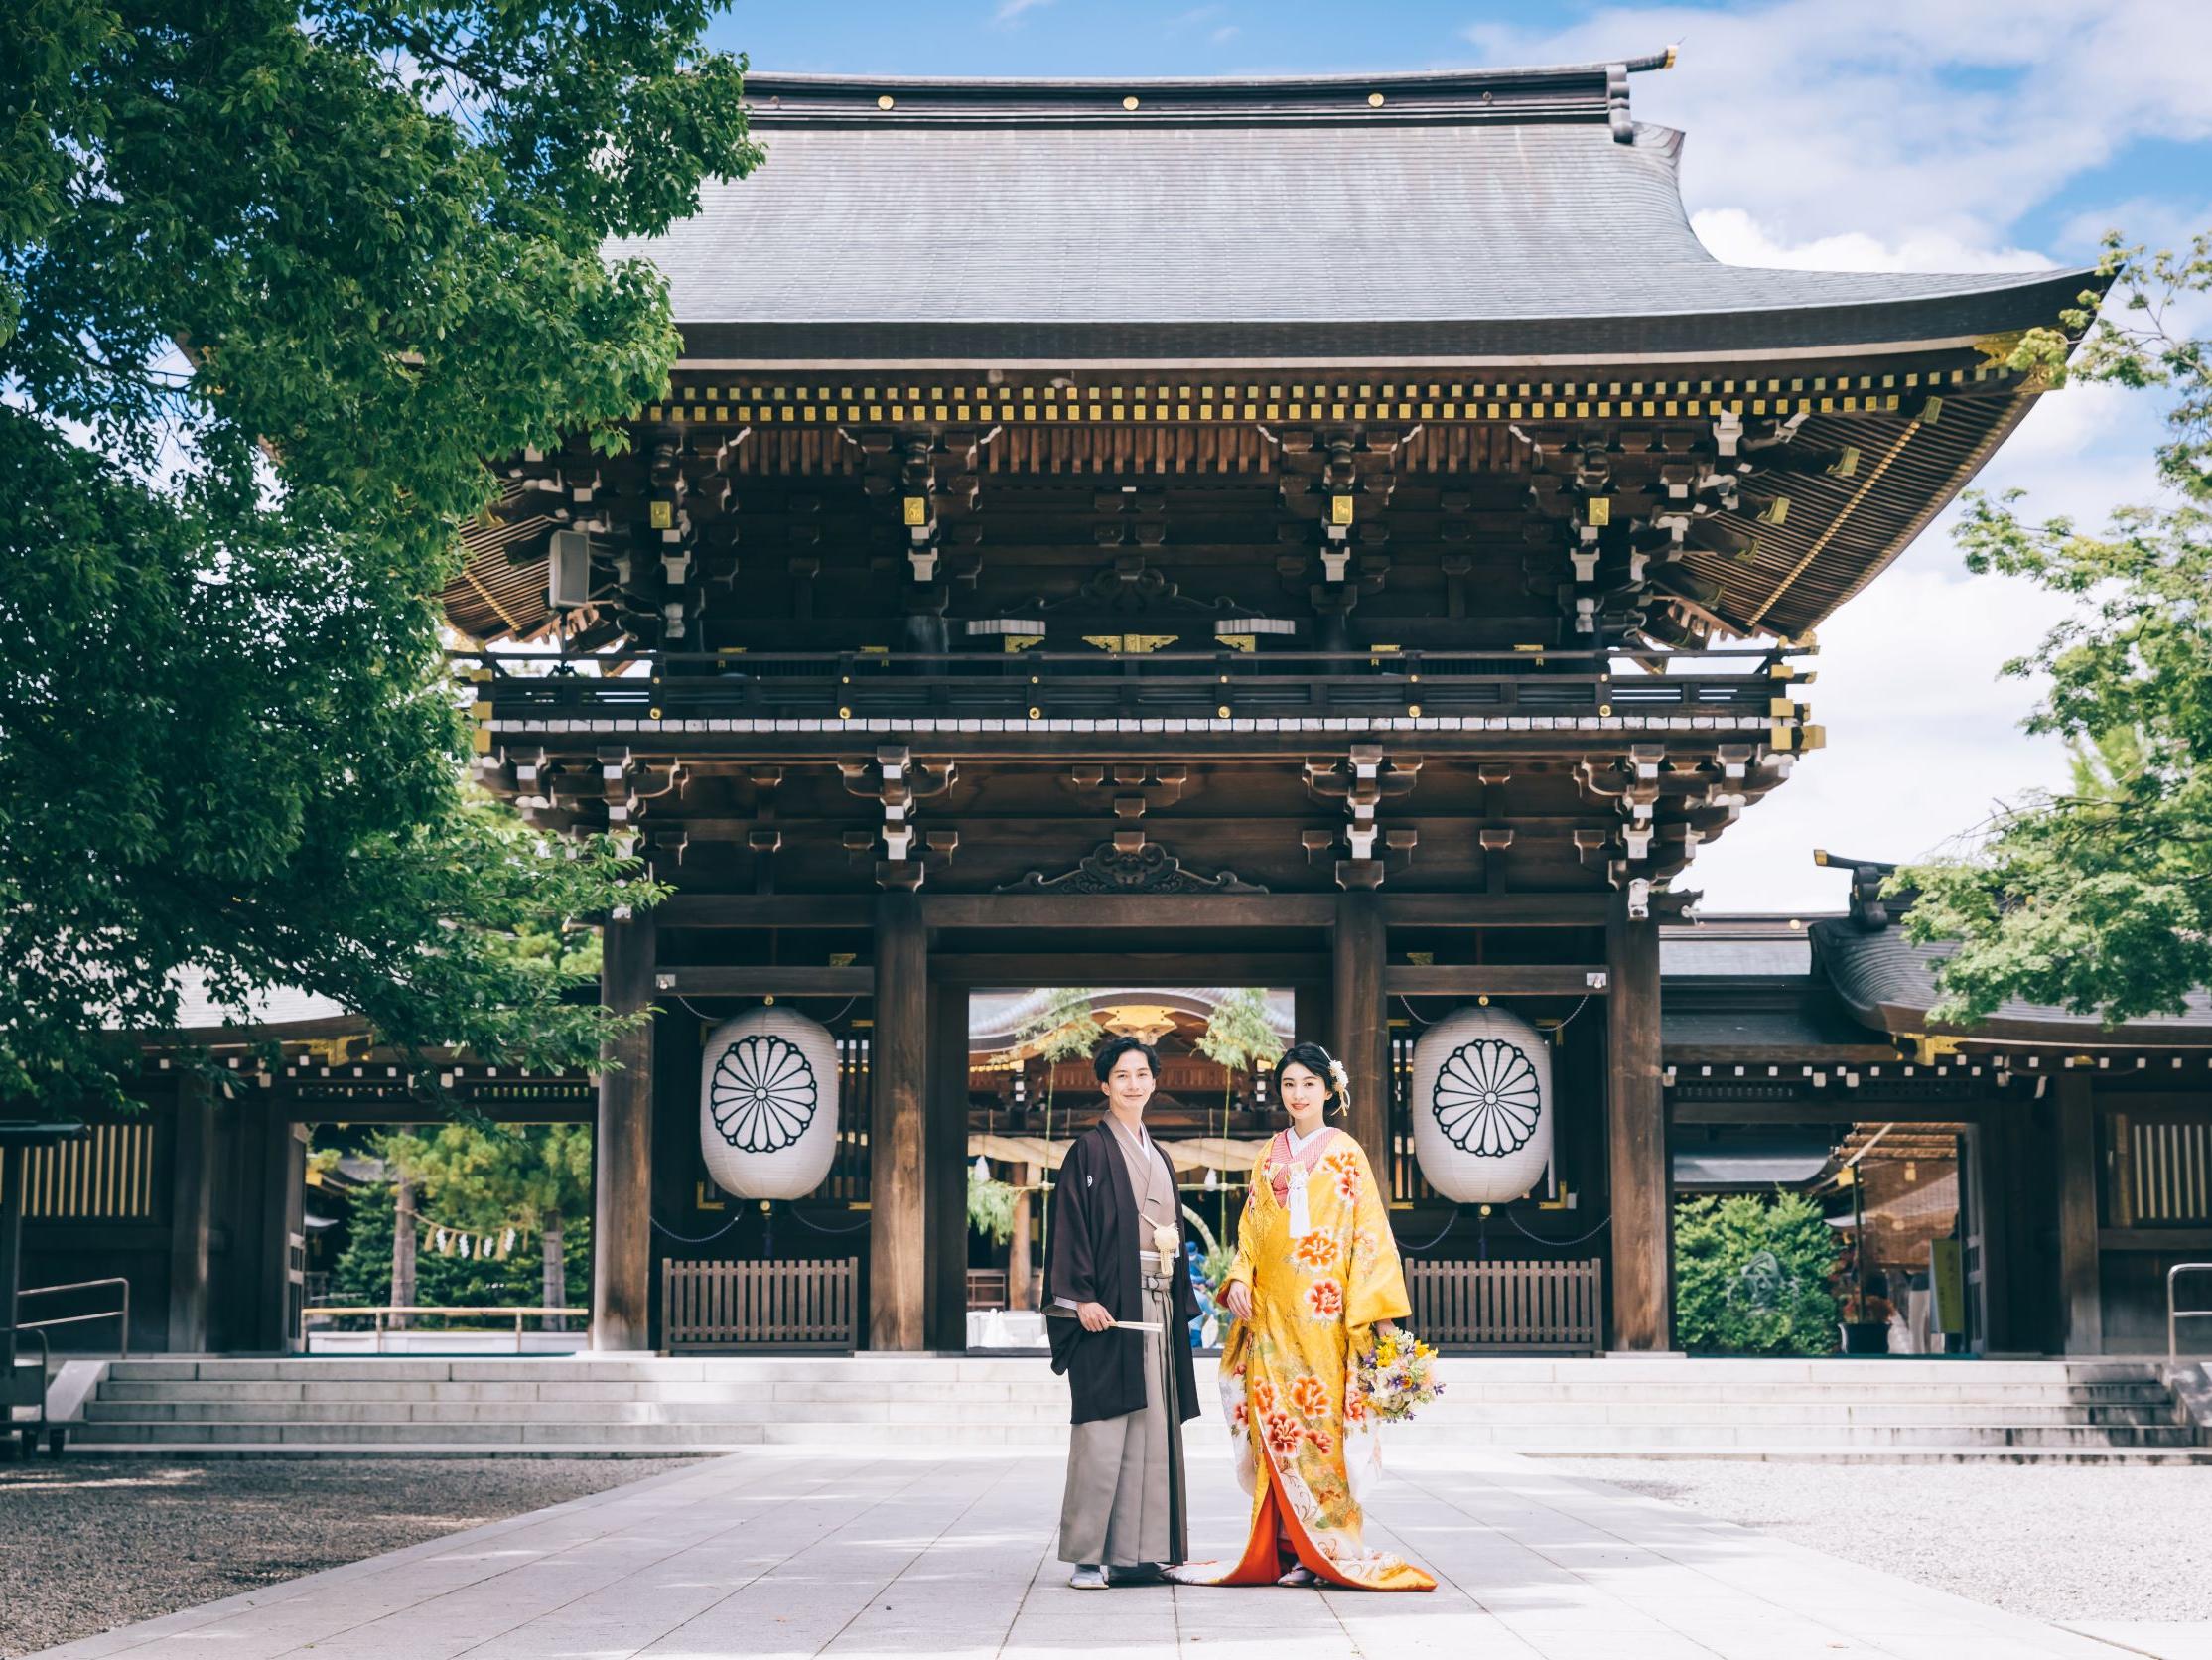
[1043,1034,1202,1589]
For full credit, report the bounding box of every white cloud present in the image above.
[993,0,1054,22]
[1467,1,2212,260]
[1694,564,2076,911]
[1689,208,2052,274]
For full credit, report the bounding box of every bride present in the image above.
[1187,1041,1435,1591]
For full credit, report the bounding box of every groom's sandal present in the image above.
[1106,1563,1168,1586]
[1068,1564,1108,1590]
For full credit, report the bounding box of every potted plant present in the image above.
[1838,1289,1894,1354]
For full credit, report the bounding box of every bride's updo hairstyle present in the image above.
[1272,1041,1348,1117]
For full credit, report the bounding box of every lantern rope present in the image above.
[1505,1208,1612,1248]
[784,1207,872,1235]
[647,1211,748,1245]
[1393,993,1592,1034]
[674,994,864,1028]
[1392,1205,1464,1255]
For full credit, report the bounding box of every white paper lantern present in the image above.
[699,1007,840,1200]
[1410,1005,1553,1204]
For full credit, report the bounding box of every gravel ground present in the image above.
[1539,1458,2212,1626]
[0,1457,700,1658]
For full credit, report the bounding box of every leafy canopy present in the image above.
[377,1120,595,1234]
[0,3,760,1112]
[1899,234,2212,1025]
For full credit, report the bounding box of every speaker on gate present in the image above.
[699,1007,841,1201]
[1409,1005,1554,1205]
[547,528,594,610]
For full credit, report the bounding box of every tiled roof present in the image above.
[617,67,2091,362]
[1661,932,1814,979]
[164,967,350,1035]
[1662,1000,1894,1058]
[1811,920,2212,1042]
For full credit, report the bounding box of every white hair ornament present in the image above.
[1326,1057,1351,1113]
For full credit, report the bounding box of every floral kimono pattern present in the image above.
[1189,1129,1435,1591]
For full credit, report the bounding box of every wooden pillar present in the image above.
[1605,889,1671,1351]
[1008,1165,1036,1311]
[166,1076,216,1353]
[2055,1071,2104,1355]
[1294,982,1331,1062]
[925,981,969,1350]
[593,910,657,1351]
[232,1102,307,1353]
[1332,891,1389,1159]
[0,1146,23,1372]
[870,893,928,1350]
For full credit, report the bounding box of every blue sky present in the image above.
[703,0,2212,912]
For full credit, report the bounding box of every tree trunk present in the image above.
[389,1173,416,1334]
[542,1210,566,1336]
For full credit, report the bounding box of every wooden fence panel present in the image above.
[663,1258,859,1351]
[1405,1258,1602,1353]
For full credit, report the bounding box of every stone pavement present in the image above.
[30,1448,2207,1660]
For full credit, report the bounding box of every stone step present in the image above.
[82,1397,1078,1426]
[1381,1422,2200,1450]
[100,1356,2169,1386]
[66,1439,2212,1465]
[1517,1446,2212,1466]
[89,1376,2176,1407]
[69,1416,2199,1450]
[78,1396,2182,1431]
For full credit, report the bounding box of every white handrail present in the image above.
[2168,1264,2212,1364]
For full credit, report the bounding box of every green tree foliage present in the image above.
[1195,988,1284,1082]
[377,1122,593,1314]
[0,3,761,1113]
[1900,234,2212,1024]
[967,1166,1018,1245]
[1017,989,1104,1262]
[1195,987,1281,1237]
[1673,1191,1842,1357]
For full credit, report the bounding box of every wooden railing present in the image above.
[663,1258,859,1352]
[460,645,1802,728]
[1405,1258,1603,1353]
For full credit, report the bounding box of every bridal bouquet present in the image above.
[1352,1324,1443,1424]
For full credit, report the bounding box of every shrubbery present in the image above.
[1673,1191,1841,1356]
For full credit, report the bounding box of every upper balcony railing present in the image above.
[457,645,1807,727]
